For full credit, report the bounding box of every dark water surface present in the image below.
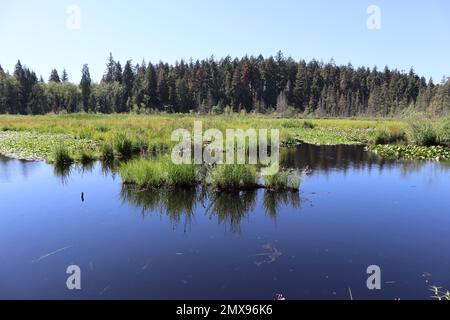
[1,144,450,300]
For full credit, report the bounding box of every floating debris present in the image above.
[252,244,282,266]
[32,246,71,263]
[275,293,286,300]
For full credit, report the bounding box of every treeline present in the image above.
[1,52,449,116]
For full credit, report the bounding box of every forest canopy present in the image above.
[0,52,449,117]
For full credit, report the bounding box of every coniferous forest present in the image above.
[1,51,449,117]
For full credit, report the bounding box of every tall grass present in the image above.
[369,126,405,144]
[210,164,258,190]
[264,170,301,190]
[166,161,198,187]
[120,158,165,188]
[52,143,73,165]
[406,118,437,146]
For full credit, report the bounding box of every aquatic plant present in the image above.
[405,115,437,146]
[368,126,405,144]
[210,164,258,190]
[120,158,165,188]
[166,161,198,187]
[52,143,73,165]
[264,170,301,190]
[100,143,115,161]
[368,144,450,161]
[302,120,315,129]
[77,148,96,165]
[113,133,135,158]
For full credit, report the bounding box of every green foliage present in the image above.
[369,126,405,144]
[166,161,197,187]
[100,143,114,161]
[113,133,135,158]
[406,117,437,146]
[210,164,258,190]
[52,143,73,165]
[302,120,315,129]
[264,170,301,190]
[369,144,450,161]
[1,53,449,116]
[120,158,165,188]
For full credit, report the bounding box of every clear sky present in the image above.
[0,0,449,83]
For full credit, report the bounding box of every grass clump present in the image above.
[435,117,450,146]
[264,170,301,190]
[100,143,115,161]
[120,158,165,188]
[52,143,73,165]
[406,118,437,146]
[166,161,198,187]
[113,133,135,158]
[78,148,97,165]
[210,164,257,190]
[369,126,406,144]
[302,120,315,129]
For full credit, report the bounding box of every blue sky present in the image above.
[0,0,449,83]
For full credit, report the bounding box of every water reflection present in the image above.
[281,144,395,173]
[121,186,301,233]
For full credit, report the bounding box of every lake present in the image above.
[0,144,449,299]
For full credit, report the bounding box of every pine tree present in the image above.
[49,69,61,83]
[79,64,91,112]
[61,69,68,82]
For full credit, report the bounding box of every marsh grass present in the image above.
[264,170,301,190]
[77,148,97,165]
[120,158,165,188]
[113,133,135,158]
[166,161,198,187]
[100,143,114,161]
[406,118,437,146]
[210,164,258,190]
[52,143,73,165]
[369,126,406,144]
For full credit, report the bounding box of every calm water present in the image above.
[1,145,450,300]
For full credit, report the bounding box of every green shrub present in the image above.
[406,119,437,146]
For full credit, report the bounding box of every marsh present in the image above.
[0,144,449,299]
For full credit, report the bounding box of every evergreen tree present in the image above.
[79,64,92,112]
